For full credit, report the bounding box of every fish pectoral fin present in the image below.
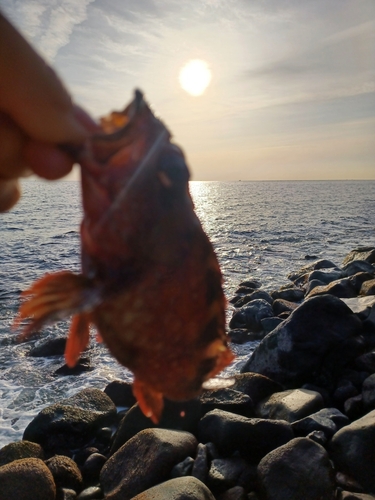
[132,379,164,424]
[65,313,91,368]
[14,271,96,341]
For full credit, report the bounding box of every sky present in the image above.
[1,0,374,180]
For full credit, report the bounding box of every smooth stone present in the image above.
[100,428,198,500]
[261,316,283,333]
[198,409,293,463]
[110,398,201,455]
[330,409,375,492]
[128,477,215,500]
[0,440,44,467]
[257,438,335,500]
[59,488,78,500]
[308,268,344,284]
[361,280,375,296]
[362,374,375,410]
[207,457,257,493]
[200,388,253,417]
[74,447,100,467]
[239,279,261,289]
[231,373,283,406]
[45,455,83,492]
[306,277,357,299]
[0,458,56,500]
[103,380,136,408]
[270,287,305,302]
[255,389,324,423]
[342,247,375,266]
[82,453,107,485]
[76,486,103,500]
[272,299,298,316]
[229,299,274,331]
[28,337,67,357]
[291,408,349,438]
[242,295,362,389]
[304,279,325,295]
[23,388,117,455]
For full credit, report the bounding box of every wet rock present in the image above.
[261,316,283,333]
[330,409,375,492]
[239,279,262,289]
[362,374,375,411]
[291,408,349,438]
[229,299,274,331]
[110,398,201,454]
[55,357,93,376]
[0,458,56,500]
[305,278,325,295]
[241,295,362,389]
[200,388,253,417]
[28,337,67,357]
[308,268,344,285]
[45,455,83,493]
[0,440,44,467]
[76,486,103,499]
[287,260,338,283]
[81,453,106,485]
[129,476,215,500]
[100,428,197,500]
[306,277,357,299]
[257,438,335,500]
[271,287,305,302]
[360,280,375,296]
[59,488,77,500]
[198,409,293,463]
[255,388,324,423]
[207,457,257,493]
[191,443,208,483]
[233,290,273,308]
[103,380,136,408]
[231,373,283,406]
[228,328,263,344]
[272,299,299,316]
[342,247,375,266]
[23,388,117,455]
[74,447,100,467]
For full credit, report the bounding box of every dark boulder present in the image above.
[28,337,66,357]
[229,299,273,331]
[271,288,305,302]
[103,380,136,408]
[291,407,349,438]
[343,260,375,277]
[45,455,83,493]
[207,457,257,493]
[306,277,357,299]
[0,440,44,467]
[272,299,298,316]
[230,373,283,406]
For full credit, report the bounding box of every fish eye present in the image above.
[158,146,190,187]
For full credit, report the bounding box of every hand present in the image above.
[0,14,95,211]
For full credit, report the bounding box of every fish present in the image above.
[14,90,234,423]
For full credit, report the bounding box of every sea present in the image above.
[0,179,374,447]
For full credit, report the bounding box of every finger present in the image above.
[0,113,28,179]
[0,14,87,144]
[0,178,20,212]
[24,141,74,180]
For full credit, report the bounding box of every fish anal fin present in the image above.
[132,379,164,424]
[65,313,91,368]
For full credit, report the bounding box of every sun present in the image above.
[179,59,212,96]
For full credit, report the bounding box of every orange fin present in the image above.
[65,313,91,367]
[13,271,96,341]
[132,379,164,424]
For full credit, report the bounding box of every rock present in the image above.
[242,295,362,389]
[257,438,335,500]
[82,453,107,485]
[307,430,327,446]
[59,488,78,500]
[231,373,283,406]
[129,477,215,500]
[239,279,262,289]
[228,328,263,344]
[344,394,364,420]
[76,486,103,499]
[308,268,344,285]
[305,279,325,295]
[229,299,274,331]
[74,447,100,467]
[341,296,375,318]
[271,288,305,302]
[288,260,338,283]
[0,458,56,500]
[233,290,273,308]
[103,380,136,408]
[216,486,247,500]
[55,357,93,376]
[207,457,257,493]
[255,389,324,423]
[330,409,375,492]
[171,456,194,478]
[110,398,201,454]
[291,408,349,438]
[23,388,117,455]
[28,337,67,357]
[191,443,208,483]
[333,380,359,408]
[198,409,293,463]
[362,374,375,411]
[0,440,44,467]
[200,388,253,417]
[306,277,357,299]
[261,316,283,333]
[338,492,375,500]
[343,260,375,277]
[355,351,375,372]
[45,455,83,493]
[361,280,375,296]
[342,247,375,266]
[272,299,298,316]
[100,428,198,500]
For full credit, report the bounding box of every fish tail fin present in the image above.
[14,271,94,341]
[132,379,164,424]
[65,312,91,367]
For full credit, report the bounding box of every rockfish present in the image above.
[14,90,234,423]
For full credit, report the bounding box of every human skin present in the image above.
[0,13,98,211]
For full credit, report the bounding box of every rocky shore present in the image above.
[1,246,375,500]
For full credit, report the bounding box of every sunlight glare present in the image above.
[179,59,212,96]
